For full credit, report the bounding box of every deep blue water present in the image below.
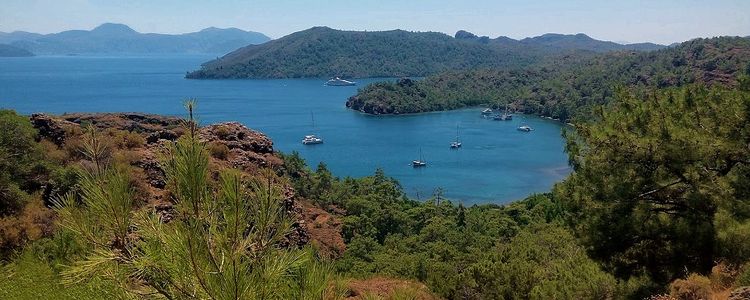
[0,55,571,205]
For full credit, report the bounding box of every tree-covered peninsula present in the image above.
[346,37,750,120]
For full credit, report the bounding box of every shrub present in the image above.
[207,141,230,160]
[0,199,55,257]
[737,264,750,287]
[214,126,231,139]
[709,262,739,290]
[669,274,711,300]
[121,131,146,149]
[39,140,67,164]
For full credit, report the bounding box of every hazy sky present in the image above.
[1,0,749,44]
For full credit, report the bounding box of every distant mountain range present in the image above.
[453,30,665,52]
[187,27,667,79]
[0,23,271,55]
[0,44,34,57]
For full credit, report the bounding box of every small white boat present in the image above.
[325,77,356,86]
[302,135,323,145]
[481,108,493,115]
[517,125,533,132]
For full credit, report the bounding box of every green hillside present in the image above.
[346,37,750,120]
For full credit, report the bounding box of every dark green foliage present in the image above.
[555,84,750,284]
[465,225,616,299]
[347,37,750,119]
[0,110,44,216]
[282,153,614,298]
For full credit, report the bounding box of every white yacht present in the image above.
[325,77,356,86]
[302,135,323,145]
[481,108,493,115]
[517,125,533,132]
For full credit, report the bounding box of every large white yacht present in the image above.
[325,77,356,86]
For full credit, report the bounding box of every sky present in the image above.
[1,0,749,45]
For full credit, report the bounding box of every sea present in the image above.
[0,54,571,205]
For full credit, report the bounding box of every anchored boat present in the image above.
[325,77,356,86]
[302,112,324,144]
[517,125,534,132]
[450,124,462,149]
[412,148,427,167]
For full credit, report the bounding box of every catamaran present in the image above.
[325,77,356,86]
[412,148,427,167]
[302,112,324,145]
[450,124,462,149]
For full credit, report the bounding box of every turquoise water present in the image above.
[0,55,570,204]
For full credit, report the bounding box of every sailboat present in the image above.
[302,112,324,145]
[412,148,427,167]
[450,124,462,149]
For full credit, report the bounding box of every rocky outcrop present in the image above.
[28,112,337,254]
[200,122,280,168]
[30,113,75,146]
[146,130,179,144]
[61,112,182,133]
[200,122,273,153]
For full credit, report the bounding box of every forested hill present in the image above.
[186,27,538,79]
[0,44,33,57]
[186,27,664,79]
[0,23,271,55]
[346,36,750,120]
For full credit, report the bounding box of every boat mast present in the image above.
[311,111,316,133]
[456,124,460,142]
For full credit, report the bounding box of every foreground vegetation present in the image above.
[1,76,749,299]
[347,37,750,120]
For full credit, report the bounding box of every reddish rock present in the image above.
[30,113,76,146]
[200,122,273,153]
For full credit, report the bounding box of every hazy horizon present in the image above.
[1,0,749,45]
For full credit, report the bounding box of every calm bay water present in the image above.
[0,55,570,204]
